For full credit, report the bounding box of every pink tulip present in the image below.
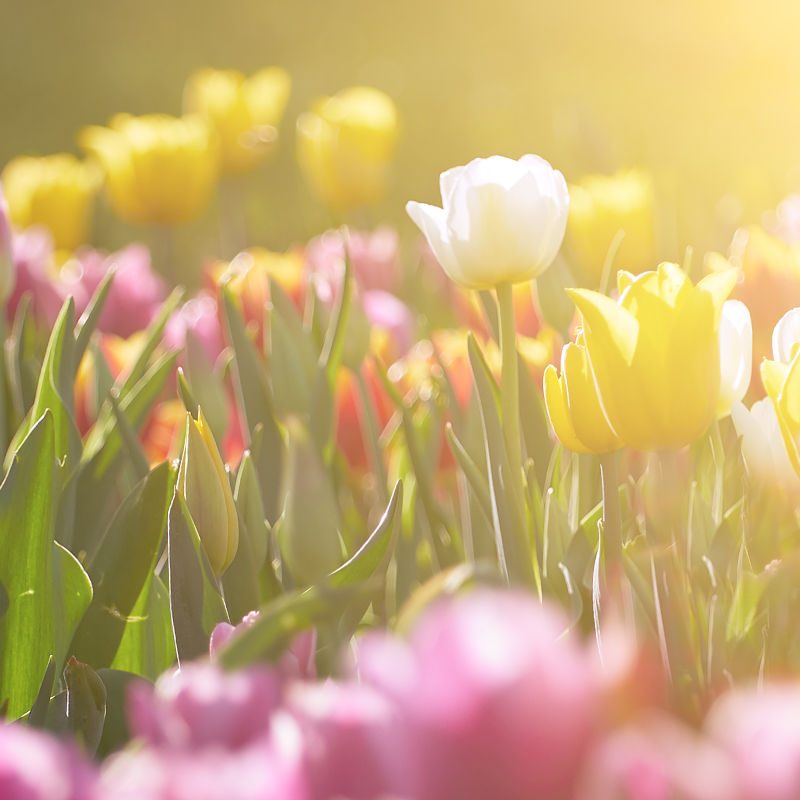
[0,722,97,800]
[305,227,401,296]
[128,663,282,751]
[362,290,415,357]
[164,292,225,365]
[355,590,599,800]
[575,716,738,800]
[8,227,67,326]
[706,685,800,800]
[69,244,166,338]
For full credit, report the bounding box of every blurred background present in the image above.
[4,0,800,270]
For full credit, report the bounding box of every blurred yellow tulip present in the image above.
[177,409,239,576]
[2,154,99,251]
[568,263,737,450]
[567,169,656,285]
[80,114,218,226]
[543,337,620,454]
[184,67,291,174]
[296,86,398,212]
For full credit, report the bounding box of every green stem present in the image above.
[496,283,522,476]
[600,451,622,566]
[354,367,389,504]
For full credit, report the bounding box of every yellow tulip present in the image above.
[567,169,656,285]
[568,263,737,450]
[80,114,218,226]
[296,86,398,212]
[543,337,621,454]
[177,409,239,575]
[761,350,800,476]
[184,67,291,174]
[2,154,99,251]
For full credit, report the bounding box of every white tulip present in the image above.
[406,155,569,289]
[718,299,752,417]
[731,398,800,492]
[772,307,800,363]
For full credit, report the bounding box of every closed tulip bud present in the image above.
[568,263,738,450]
[177,409,239,575]
[1,154,99,251]
[297,86,398,212]
[80,113,218,226]
[771,307,800,364]
[0,186,14,304]
[544,337,620,454]
[717,299,752,417]
[184,67,291,174]
[407,154,569,290]
[567,169,656,285]
[280,420,342,585]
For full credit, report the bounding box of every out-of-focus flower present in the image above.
[297,86,398,212]
[0,186,16,304]
[184,67,290,174]
[576,716,737,800]
[731,398,800,493]
[356,590,598,800]
[0,721,97,800]
[2,154,99,251]
[772,194,800,244]
[80,114,218,226]
[544,337,621,454]
[213,247,305,346]
[771,307,800,364]
[362,290,415,359]
[177,409,239,575]
[102,716,307,800]
[210,611,317,681]
[288,681,407,800]
[140,399,185,465]
[718,299,752,417]
[707,685,800,800]
[568,263,737,449]
[65,244,166,338]
[567,169,656,285]
[164,292,225,365]
[407,154,569,290]
[305,226,402,295]
[128,663,282,751]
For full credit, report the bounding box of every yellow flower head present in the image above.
[568,263,737,450]
[567,169,656,285]
[297,86,398,212]
[761,345,800,477]
[2,154,100,251]
[184,67,291,175]
[543,335,621,454]
[177,409,239,576]
[80,114,219,226]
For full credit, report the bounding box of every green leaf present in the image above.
[726,570,765,642]
[0,413,59,718]
[72,463,173,667]
[74,268,116,368]
[64,658,106,756]
[96,669,139,757]
[168,493,229,664]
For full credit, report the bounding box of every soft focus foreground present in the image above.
[5,23,800,800]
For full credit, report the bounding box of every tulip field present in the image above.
[6,44,800,800]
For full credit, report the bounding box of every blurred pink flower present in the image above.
[8,227,67,326]
[210,612,317,681]
[362,290,415,357]
[706,685,800,800]
[100,715,308,800]
[575,716,738,800]
[355,590,599,800]
[0,722,97,800]
[69,244,166,338]
[128,663,282,751]
[164,292,225,364]
[305,227,401,295]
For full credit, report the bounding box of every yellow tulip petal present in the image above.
[543,364,591,453]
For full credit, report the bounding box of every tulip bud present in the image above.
[80,113,218,226]
[297,86,398,212]
[177,409,239,575]
[0,186,15,305]
[184,67,291,174]
[717,299,752,417]
[64,657,107,756]
[1,154,99,252]
[279,420,342,585]
[407,154,569,290]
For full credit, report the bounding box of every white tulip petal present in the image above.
[772,307,800,363]
[718,300,753,416]
[405,200,465,285]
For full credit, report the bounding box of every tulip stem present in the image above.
[496,283,523,477]
[600,452,623,566]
